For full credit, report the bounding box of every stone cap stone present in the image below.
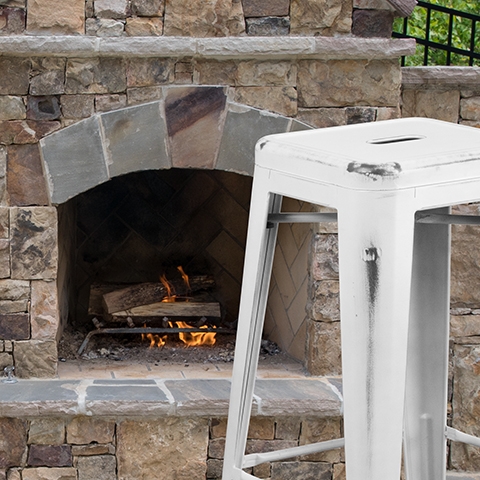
[402,66,480,89]
[0,377,343,418]
[0,36,416,60]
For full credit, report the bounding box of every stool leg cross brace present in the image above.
[222,119,480,480]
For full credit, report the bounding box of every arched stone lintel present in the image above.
[40,86,311,205]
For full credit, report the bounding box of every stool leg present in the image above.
[222,181,282,480]
[337,193,416,480]
[404,208,450,480]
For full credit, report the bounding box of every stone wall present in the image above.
[0,415,347,480]
[0,0,401,38]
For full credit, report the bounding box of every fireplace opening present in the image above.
[55,166,314,373]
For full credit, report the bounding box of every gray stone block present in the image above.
[165,379,231,416]
[40,116,109,204]
[216,103,290,175]
[246,17,290,36]
[100,101,170,178]
[254,379,342,416]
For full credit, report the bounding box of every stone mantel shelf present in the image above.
[0,35,416,60]
[0,377,343,418]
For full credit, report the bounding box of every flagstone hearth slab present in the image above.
[0,378,343,418]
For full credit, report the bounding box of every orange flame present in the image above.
[160,274,176,303]
[177,266,190,293]
[171,320,216,347]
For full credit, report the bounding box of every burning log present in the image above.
[102,275,215,314]
[111,301,221,319]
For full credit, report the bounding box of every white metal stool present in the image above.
[222,118,480,480]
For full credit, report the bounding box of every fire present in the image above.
[160,274,176,303]
[177,266,190,293]
[141,268,217,347]
[172,320,216,347]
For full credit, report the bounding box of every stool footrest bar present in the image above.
[267,212,338,224]
[242,437,345,468]
[446,427,480,447]
[416,213,480,225]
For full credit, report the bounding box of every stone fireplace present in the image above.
[0,33,414,379]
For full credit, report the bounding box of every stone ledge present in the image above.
[0,377,342,418]
[0,35,416,59]
[402,66,480,89]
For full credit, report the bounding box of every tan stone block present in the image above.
[333,462,346,480]
[253,462,271,478]
[0,120,61,145]
[94,94,127,112]
[94,0,128,18]
[311,280,340,322]
[401,89,460,123]
[30,58,66,96]
[306,319,342,376]
[451,344,480,470]
[66,58,127,95]
[22,468,76,480]
[451,315,480,338]
[71,444,115,456]
[0,58,30,95]
[26,0,84,34]
[14,340,57,378]
[0,418,27,469]
[0,352,13,369]
[125,16,163,35]
[312,233,339,280]
[291,0,352,35]
[131,0,164,16]
[243,0,289,16]
[66,417,115,445]
[275,418,301,440]
[461,96,480,121]
[236,61,297,87]
[117,418,209,480]
[233,86,297,116]
[452,205,480,306]
[297,107,347,128]
[10,207,57,280]
[0,97,25,121]
[77,455,116,480]
[6,468,21,480]
[126,58,175,87]
[164,0,245,37]
[210,418,227,438]
[0,208,8,239]
[0,240,9,279]
[299,417,343,462]
[60,95,95,119]
[126,86,163,105]
[298,59,401,108]
[85,17,125,36]
[7,143,49,207]
[376,106,401,121]
[31,280,59,340]
[28,418,65,445]
[247,418,275,439]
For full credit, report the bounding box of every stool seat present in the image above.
[222,118,480,480]
[257,118,480,191]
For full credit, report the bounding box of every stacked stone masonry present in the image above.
[0,0,402,38]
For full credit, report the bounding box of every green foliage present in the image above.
[393,0,480,66]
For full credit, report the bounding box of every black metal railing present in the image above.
[393,1,480,66]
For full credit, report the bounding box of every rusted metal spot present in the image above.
[347,162,402,180]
